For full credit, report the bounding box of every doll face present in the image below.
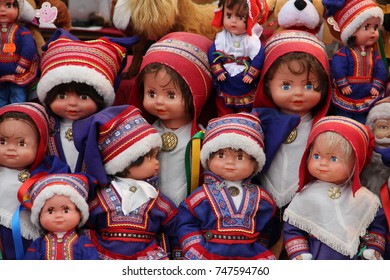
[207,148,256,181]
[268,60,322,117]
[352,17,381,47]
[373,118,390,147]
[125,148,160,180]
[307,135,354,185]
[0,0,18,24]
[49,91,99,121]
[143,68,191,129]
[39,195,81,233]
[223,4,247,35]
[0,118,38,170]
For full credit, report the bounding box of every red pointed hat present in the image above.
[298,116,374,195]
[212,0,269,36]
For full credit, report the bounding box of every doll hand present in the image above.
[217,72,226,82]
[362,249,383,260]
[15,66,26,74]
[341,86,352,95]
[292,253,312,260]
[242,75,253,84]
[370,87,379,96]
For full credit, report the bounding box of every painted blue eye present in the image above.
[281,84,291,91]
[305,84,314,90]
[313,154,320,160]
[331,156,338,162]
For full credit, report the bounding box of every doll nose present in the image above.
[294,0,307,11]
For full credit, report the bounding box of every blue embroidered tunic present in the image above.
[85,184,181,260]
[177,172,276,259]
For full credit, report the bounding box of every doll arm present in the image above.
[24,238,45,260]
[256,188,277,248]
[331,47,351,93]
[243,45,265,83]
[157,194,182,259]
[371,50,387,95]
[208,43,227,81]
[177,196,206,258]
[360,207,386,259]
[17,26,38,71]
[78,235,99,260]
[283,222,312,260]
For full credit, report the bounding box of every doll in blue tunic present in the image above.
[0,0,39,107]
[177,112,276,260]
[75,105,181,260]
[208,0,268,116]
[283,116,386,260]
[23,173,98,260]
[323,0,387,124]
[36,29,135,172]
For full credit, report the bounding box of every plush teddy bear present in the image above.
[266,0,324,33]
[111,0,220,78]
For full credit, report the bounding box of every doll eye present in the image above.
[226,12,232,19]
[5,1,12,8]
[313,153,320,160]
[18,140,27,147]
[330,156,338,162]
[0,138,5,145]
[374,24,379,31]
[217,151,225,158]
[167,92,177,99]
[63,207,70,214]
[281,83,291,91]
[305,83,314,90]
[57,93,66,100]
[79,95,90,101]
[146,90,156,98]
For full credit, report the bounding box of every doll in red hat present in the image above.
[323,0,387,124]
[132,32,213,206]
[23,173,98,260]
[283,116,386,260]
[0,102,49,259]
[209,0,268,117]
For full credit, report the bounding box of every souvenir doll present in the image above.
[360,97,390,260]
[37,28,136,172]
[129,32,213,206]
[208,0,268,116]
[23,173,98,260]
[283,116,386,260]
[251,29,332,257]
[0,0,39,106]
[75,105,181,260]
[177,112,276,260]
[0,102,49,259]
[323,0,387,124]
[361,97,390,196]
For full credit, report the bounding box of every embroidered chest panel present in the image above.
[45,231,78,260]
[203,184,260,233]
[98,186,155,230]
[351,47,374,77]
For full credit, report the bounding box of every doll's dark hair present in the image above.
[264,52,329,116]
[218,0,249,17]
[0,111,38,136]
[44,81,105,111]
[114,148,157,178]
[138,62,194,119]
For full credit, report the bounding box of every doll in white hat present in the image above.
[323,0,387,124]
[75,105,181,260]
[23,173,98,260]
[177,112,276,260]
